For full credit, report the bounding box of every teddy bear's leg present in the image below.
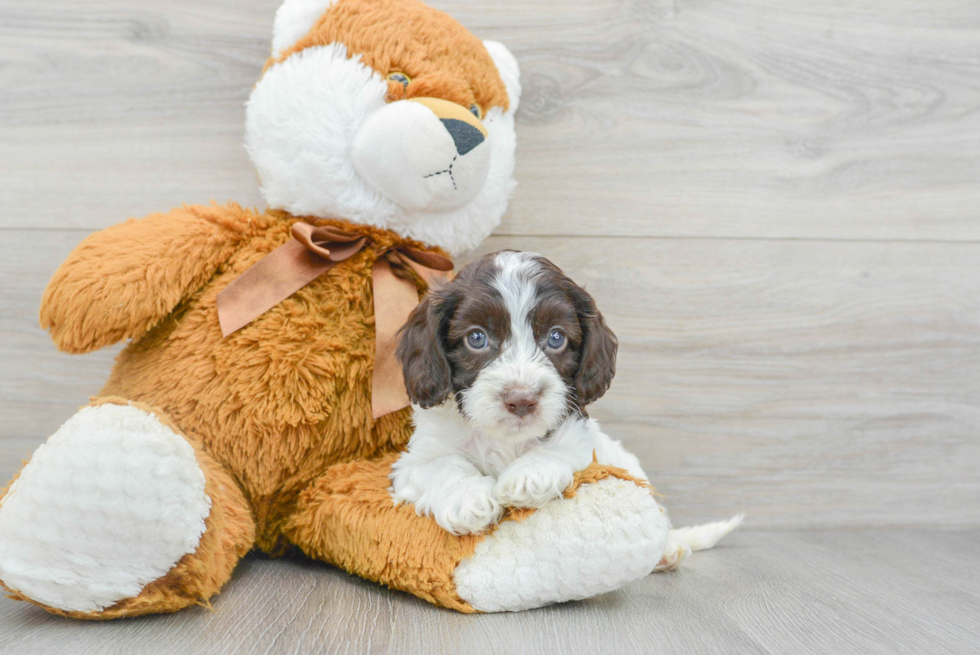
[452,471,669,612]
[0,398,255,619]
[284,454,668,612]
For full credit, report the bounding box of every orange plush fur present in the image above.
[1,397,255,619]
[287,455,653,613]
[31,204,653,617]
[33,205,433,617]
[11,0,658,617]
[271,0,510,113]
[42,206,429,557]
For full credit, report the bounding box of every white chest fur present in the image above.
[459,429,542,478]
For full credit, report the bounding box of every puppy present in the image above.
[390,250,651,535]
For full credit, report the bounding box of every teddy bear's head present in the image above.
[246,0,521,255]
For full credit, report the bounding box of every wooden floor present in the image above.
[1,0,979,652]
[0,529,977,655]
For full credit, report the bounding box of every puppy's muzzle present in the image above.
[350,96,491,213]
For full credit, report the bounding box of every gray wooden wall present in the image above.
[2,0,978,530]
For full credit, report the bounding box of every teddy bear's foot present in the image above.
[0,399,255,618]
[286,454,667,613]
[453,474,667,611]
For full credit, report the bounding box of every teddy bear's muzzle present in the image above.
[350,97,492,214]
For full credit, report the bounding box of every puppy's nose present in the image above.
[503,390,539,418]
[441,119,484,156]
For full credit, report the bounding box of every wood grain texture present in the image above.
[0,529,976,655]
[2,0,980,239]
[2,0,980,649]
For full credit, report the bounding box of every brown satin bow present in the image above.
[216,222,453,419]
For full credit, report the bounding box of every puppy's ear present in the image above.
[396,289,454,408]
[572,287,618,406]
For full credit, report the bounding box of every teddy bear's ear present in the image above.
[483,40,522,114]
[271,0,337,56]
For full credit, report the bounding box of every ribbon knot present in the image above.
[216,221,452,418]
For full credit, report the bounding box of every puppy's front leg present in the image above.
[494,451,576,509]
[391,453,502,535]
[495,417,646,508]
[494,418,602,508]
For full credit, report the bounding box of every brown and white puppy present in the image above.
[390,251,648,535]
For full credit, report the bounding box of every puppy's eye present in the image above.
[469,104,482,119]
[466,329,488,350]
[546,329,566,350]
[387,72,411,88]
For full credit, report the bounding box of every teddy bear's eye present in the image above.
[469,104,482,120]
[387,72,411,88]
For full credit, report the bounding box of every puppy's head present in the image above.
[246,0,521,255]
[397,251,618,439]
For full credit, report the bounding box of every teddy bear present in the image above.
[0,0,733,618]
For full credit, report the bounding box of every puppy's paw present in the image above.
[434,476,503,535]
[494,459,574,509]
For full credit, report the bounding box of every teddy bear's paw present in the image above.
[653,537,693,572]
[454,476,668,612]
[494,459,574,509]
[434,475,502,535]
[0,403,211,614]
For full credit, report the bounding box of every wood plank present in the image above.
[2,0,980,240]
[0,230,119,472]
[2,231,978,529]
[0,529,976,654]
[0,0,274,228]
[471,235,980,529]
[495,0,980,242]
[702,529,980,654]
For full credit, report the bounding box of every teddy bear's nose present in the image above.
[440,118,485,156]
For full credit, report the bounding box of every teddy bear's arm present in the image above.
[39,204,252,354]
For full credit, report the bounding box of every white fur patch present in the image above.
[351,100,492,213]
[0,404,211,613]
[246,44,389,226]
[271,0,337,55]
[245,44,519,255]
[669,514,744,553]
[483,40,521,115]
[454,477,668,612]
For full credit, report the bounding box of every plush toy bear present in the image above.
[0,0,734,618]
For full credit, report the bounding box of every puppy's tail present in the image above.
[654,513,744,572]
